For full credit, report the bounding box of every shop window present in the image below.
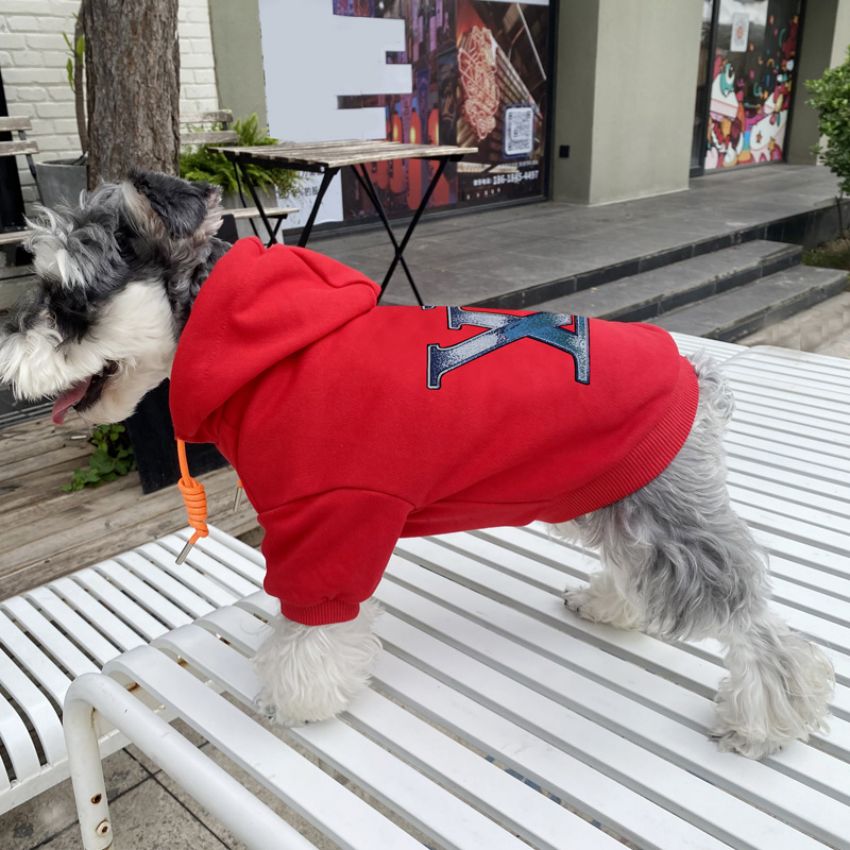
[692,0,802,173]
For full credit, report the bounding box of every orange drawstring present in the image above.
[175,438,208,564]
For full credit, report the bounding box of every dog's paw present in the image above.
[255,689,346,728]
[563,583,644,630]
[563,586,594,618]
[710,727,781,760]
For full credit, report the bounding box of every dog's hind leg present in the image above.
[559,353,834,757]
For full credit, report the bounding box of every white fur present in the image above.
[253,600,382,726]
[0,281,177,420]
[564,571,645,631]
[713,612,834,758]
[27,209,81,290]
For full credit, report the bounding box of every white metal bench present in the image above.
[0,528,263,812]
[2,336,848,848]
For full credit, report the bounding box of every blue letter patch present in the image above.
[427,307,590,389]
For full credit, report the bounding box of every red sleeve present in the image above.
[258,489,413,625]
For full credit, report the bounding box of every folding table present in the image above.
[215,140,476,305]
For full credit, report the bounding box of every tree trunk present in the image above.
[82,0,180,189]
[73,12,87,157]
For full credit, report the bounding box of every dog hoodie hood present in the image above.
[171,238,699,627]
[171,237,380,441]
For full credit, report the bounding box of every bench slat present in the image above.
[94,562,194,631]
[191,604,624,850]
[26,586,121,666]
[135,542,242,607]
[0,230,32,246]
[181,130,239,145]
[106,644,425,850]
[116,551,215,620]
[144,537,257,598]
[180,110,234,124]
[225,206,297,221]
[157,622,537,850]
[728,469,850,517]
[0,116,32,132]
[376,577,848,849]
[0,609,70,706]
[182,526,266,578]
[0,642,66,766]
[72,569,170,642]
[0,687,40,788]
[2,596,99,679]
[0,140,38,157]
[460,525,850,718]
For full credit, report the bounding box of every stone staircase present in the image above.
[534,240,848,342]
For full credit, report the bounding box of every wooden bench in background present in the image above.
[180,110,297,244]
[0,116,39,249]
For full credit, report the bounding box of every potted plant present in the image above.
[179,113,299,238]
[35,13,87,208]
[807,46,850,235]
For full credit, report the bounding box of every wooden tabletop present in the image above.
[211,139,477,171]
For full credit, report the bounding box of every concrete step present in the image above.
[532,240,801,321]
[650,265,849,342]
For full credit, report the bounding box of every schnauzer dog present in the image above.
[0,171,834,758]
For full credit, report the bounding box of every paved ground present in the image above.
[738,289,850,356]
[313,164,845,306]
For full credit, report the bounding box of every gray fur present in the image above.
[23,172,227,338]
[560,353,834,757]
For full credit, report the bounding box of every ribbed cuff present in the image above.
[543,356,700,523]
[281,599,360,626]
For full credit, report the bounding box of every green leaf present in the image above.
[62,422,137,492]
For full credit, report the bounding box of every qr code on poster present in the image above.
[504,106,534,157]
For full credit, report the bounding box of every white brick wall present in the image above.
[0,0,219,210]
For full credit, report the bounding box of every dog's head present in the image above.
[0,170,225,425]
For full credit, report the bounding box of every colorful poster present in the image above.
[332,0,551,219]
[704,0,801,170]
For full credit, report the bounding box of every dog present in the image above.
[0,170,834,759]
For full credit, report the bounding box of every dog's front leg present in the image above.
[253,600,382,725]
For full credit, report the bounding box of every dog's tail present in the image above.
[687,350,735,428]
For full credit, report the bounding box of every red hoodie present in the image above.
[170,238,698,626]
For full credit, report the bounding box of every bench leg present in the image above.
[64,675,114,850]
[64,671,300,850]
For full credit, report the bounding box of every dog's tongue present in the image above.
[52,378,92,424]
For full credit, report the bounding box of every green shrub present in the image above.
[807,47,850,195]
[63,423,136,491]
[179,113,299,197]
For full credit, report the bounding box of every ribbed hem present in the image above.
[281,599,360,626]
[542,357,700,523]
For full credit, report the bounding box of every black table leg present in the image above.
[234,158,278,247]
[298,168,338,247]
[352,164,424,306]
[379,157,449,304]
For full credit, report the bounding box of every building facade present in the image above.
[2,0,850,221]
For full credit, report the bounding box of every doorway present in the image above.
[691,0,803,175]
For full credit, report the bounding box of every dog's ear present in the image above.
[122,169,222,241]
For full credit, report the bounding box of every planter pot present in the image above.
[35,160,87,208]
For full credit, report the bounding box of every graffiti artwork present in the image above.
[704,0,801,170]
